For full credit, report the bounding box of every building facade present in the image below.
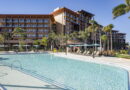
[51,7,94,34]
[0,7,126,50]
[0,14,54,45]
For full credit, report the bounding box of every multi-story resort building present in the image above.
[0,14,54,45]
[51,7,94,34]
[0,7,126,50]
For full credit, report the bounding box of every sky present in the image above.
[0,0,129,43]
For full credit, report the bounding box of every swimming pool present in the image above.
[0,53,129,90]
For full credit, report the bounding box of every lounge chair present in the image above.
[82,50,87,55]
[95,51,100,56]
[85,51,90,56]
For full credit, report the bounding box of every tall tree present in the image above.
[101,35,108,51]
[12,27,27,51]
[112,0,130,19]
[78,30,90,43]
[103,24,114,51]
[12,27,27,40]
[40,37,48,50]
[0,34,4,45]
[48,31,57,50]
[87,20,100,51]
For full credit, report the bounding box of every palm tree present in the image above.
[12,27,27,40]
[70,31,78,42]
[101,35,108,52]
[103,24,114,51]
[40,37,48,50]
[78,30,90,43]
[87,20,100,51]
[12,27,27,51]
[112,0,130,19]
[0,34,4,45]
[48,31,57,50]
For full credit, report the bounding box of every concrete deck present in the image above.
[0,65,62,90]
[53,52,130,71]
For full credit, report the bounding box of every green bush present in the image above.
[119,50,128,54]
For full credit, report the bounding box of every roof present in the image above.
[118,33,126,35]
[77,10,94,16]
[112,30,118,32]
[51,7,79,16]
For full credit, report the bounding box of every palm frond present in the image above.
[125,6,130,12]
[125,0,130,6]
[112,4,127,18]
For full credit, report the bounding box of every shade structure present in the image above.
[33,45,39,47]
[23,45,30,47]
[13,44,30,47]
[13,44,19,47]
[0,45,8,47]
[92,44,100,46]
[68,44,100,47]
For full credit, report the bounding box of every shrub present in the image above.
[53,48,57,53]
[119,50,128,54]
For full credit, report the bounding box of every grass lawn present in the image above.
[115,54,130,59]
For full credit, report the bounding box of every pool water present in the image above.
[0,53,129,90]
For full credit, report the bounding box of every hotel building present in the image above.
[0,7,126,50]
[51,7,94,34]
[0,14,54,45]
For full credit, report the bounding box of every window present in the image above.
[7,18,12,22]
[26,19,31,22]
[0,18,5,22]
[38,29,43,32]
[26,24,31,27]
[44,24,49,27]
[27,34,36,37]
[32,24,37,27]
[38,24,43,27]
[31,19,37,23]
[13,19,18,22]
[37,19,43,23]
[38,34,43,37]
[43,19,49,23]
[44,29,48,33]
[19,19,24,22]
[45,35,48,37]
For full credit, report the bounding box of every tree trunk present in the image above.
[95,32,97,51]
[110,32,113,51]
[99,31,102,52]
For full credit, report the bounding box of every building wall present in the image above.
[53,13,65,34]
[0,15,54,45]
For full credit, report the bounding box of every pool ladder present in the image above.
[11,60,23,70]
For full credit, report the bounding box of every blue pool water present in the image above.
[0,53,129,90]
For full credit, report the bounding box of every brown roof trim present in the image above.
[0,14,55,22]
[51,7,79,16]
[112,30,118,32]
[118,33,126,35]
[77,10,94,16]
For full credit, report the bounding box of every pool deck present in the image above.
[0,52,130,90]
[0,65,62,90]
[53,52,130,71]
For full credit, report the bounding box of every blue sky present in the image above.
[0,0,129,43]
